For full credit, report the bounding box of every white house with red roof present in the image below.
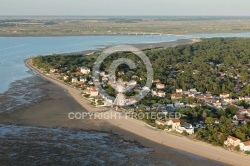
[155,119,166,126]
[167,119,181,130]
[171,93,182,100]
[240,141,250,152]
[84,87,98,97]
[233,114,244,125]
[71,77,78,83]
[224,136,241,147]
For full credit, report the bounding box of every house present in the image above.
[156,90,166,98]
[50,68,56,73]
[223,98,238,103]
[233,114,244,125]
[205,93,213,99]
[176,89,183,94]
[72,77,78,83]
[156,83,165,89]
[240,141,250,152]
[80,78,87,82]
[103,95,115,106]
[234,114,245,120]
[224,136,241,147]
[126,80,137,86]
[195,94,204,100]
[174,102,185,108]
[213,100,222,109]
[84,87,99,97]
[176,122,195,134]
[80,67,91,74]
[71,72,83,77]
[189,88,197,95]
[167,119,181,129]
[155,119,166,126]
[239,96,250,101]
[153,79,160,83]
[220,93,230,98]
[171,93,182,100]
[214,118,220,125]
[63,76,69,80]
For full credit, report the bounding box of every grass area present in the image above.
[1,16,250,36]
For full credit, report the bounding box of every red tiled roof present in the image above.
[243,141,250,146]
[172,119,180,123]
[228,135,240,141]
[71,72,83,75]
[236,114,244,119]
[171,93,182,98]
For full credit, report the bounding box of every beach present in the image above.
[1,40,249,165]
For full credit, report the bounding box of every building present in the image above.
[156,83,165,89]
[240,141,250,152]
[63,76,69,80]
[176,89,183,94]
[50,68,56,73]
[224,136,241,147]
[189,88,197,95]
[84,87,99,97]
[220,93,230,98]
[171,93,182,100]
[174,102,185,108]
[80,78,87,82]
[155,119,166,126]
[71,72,83,76]
[233,114,244,125]
[239,96,250,101]
[167,119,181,130]
[80,67,91,74]
[156,90,166,98]
[72,77,78,83]
[176,122,194,134]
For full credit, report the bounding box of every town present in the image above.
[32,38,250,154]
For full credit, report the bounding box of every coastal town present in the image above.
[42,52,250,154]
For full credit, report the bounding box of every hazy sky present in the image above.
[1,0,250,16]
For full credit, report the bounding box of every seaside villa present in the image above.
[224,136,241,147]
[80,67,91,74]
[240,141,250,152]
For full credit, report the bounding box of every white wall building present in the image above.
[240,141,250,152]
[80,67,91,74]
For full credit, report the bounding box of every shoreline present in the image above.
[1,31,250,37]
[21,41,250,165]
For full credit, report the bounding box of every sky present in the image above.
[1,0,250,16]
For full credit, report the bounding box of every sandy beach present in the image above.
[1,40,249,165]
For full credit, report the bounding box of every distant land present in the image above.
[1,16,250,36]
